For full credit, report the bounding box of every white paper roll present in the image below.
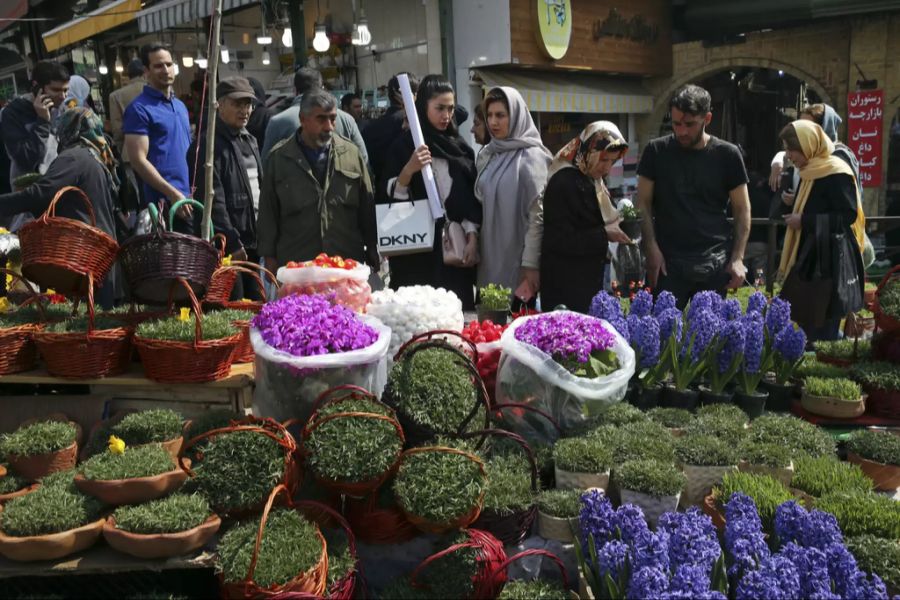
[397,73,444,220]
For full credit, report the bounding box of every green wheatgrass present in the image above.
[393,448,485,524]
[110,409,184,445]
[113,493,211,534]
[0,470,103,536]
[79,444,174,481]
[136,312,238,342]
[614,459,686,497]
[0,420,77,458]
[305,410,403,484]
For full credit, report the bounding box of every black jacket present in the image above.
[0,96,52,178]
[362,107,404,183]
[246,104,271,157]
[540,168,609,313]
[187,117,261,254]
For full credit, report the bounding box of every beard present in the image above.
[676,128,704,148]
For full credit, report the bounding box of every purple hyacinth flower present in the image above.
[630,289,654,318]
[741,314,765,375]
[717,319,746,374]
[654,291,677,317]
[589,290,623,322]
[633,315,661,369]
[747,291,768,315]
[765,297,792,337]
[774,325,806,363]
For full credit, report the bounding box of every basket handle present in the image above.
[244,484,296,585]
[178,418,298,478]
[0,268,47,322]
[308,385,379,420]
[210,264,267,301]
[409,535,481,590]
[398,339,492,437]
[492,402,563,437]
[164,277,203,349]
[302,410,406,452]
[43,186,95,227]
[168,199,213,239]
[459,428,538,493]
[293,499,358,567]
[147,202,164,235]
[395,329,478,363]
[228,261,280,290]
[876,264,900,295]
[489,549,570,591]
[213,234,228,260]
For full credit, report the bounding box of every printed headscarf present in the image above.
[56,107,120,192]
[777,120,865,280]
[63,75,91,109]
[548,121,629,224]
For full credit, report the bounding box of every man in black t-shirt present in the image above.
[636,84,751,307]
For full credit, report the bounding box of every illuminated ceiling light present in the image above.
[261,48,271,65]
[98,61,108,75]
[174,64,180,75]
[257,33,272,45]
[356,13,371,46]
[197,56,208,69]
[281,26,293,48]
[221,45,230,64]
[312,24,329,52]
[182,54,194,67]
[114,58,123,73]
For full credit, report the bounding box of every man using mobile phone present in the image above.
[0,61,69,182]
[123,42,193,233]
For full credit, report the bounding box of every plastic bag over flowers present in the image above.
[496,310,635,443]
[250,314,391,423]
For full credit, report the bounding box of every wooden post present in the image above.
[200,0,224,242]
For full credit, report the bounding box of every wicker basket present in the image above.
[465,429,538,545]
[383,337,490,447]
[33,279,132,379]
[206,263,278,364]
[179,416,301,518]
[203,235,238,307]
[408,528,507,599]
[17,186,118,297]
[491,549,571,597]
[119,200,218,305]
[221,262,278,311]
[300,386,405,498]
[396,445,487,534]
[293,500,360,600]
[873,265,900,334]
[343,488,418,545]
[800,390,866,419]
[134,278,241,383]
[864,386,900,420]
[0,269,46,375]
[219,485,328,600]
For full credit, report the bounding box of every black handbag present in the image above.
[828,227,864,317]
[781,215,832,329]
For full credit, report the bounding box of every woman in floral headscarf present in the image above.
[540,121,629,313]
[0,107,120,307]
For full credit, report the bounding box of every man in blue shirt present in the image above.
[123,42,193,231]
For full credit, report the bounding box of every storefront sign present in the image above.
[592,8,659,46]
[534,0,572,60]
[847,90,884,188]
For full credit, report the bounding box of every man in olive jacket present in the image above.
[258,90,377,274]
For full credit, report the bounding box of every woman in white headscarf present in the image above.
[541,121,630,312]
[474,87,553,303]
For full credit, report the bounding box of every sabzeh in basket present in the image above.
[178,416,301,518]
[300,385,405,498]
[216,484,329,599]
[17,185,118,297]
[118,199,218,305]
[873,264,900,334]
[379,528,508,599]
[382,331,491,447]
[133,278,242,383]
[33,281,133,379]
[0,268,50,375]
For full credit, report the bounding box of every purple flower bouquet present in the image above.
[250,294,391,423]
[495,311,636,439]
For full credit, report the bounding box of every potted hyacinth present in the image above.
[761,321,806,412]
[663,292,723,411]
[734,313,769,419]
[496,310,634,435]
[701,318,745,406]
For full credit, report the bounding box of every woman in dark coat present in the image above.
[540,121,630,313]
[777,119,866,342]
[0,107,120,308]
[378,75,482,309]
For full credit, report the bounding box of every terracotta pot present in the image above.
[103,514,221,559]
[738,460,794,487]
[619,489,680,527]
[8,441,78,482]
[143,436,183,462]
[702,494,726,531]
[681,464,736,507]
[74,460,190,505]
[847,453,900,492]
[536,510,577,543]
[0,483,40,504]
[0,518,105,561]
[554,466,609,491]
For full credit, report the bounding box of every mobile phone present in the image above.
[779,166,795,195]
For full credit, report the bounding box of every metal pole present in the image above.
[766,221,776,296]
[200,0,224,241]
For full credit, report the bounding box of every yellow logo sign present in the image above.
[536,0,572,60]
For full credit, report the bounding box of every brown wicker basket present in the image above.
[0,269,46,375]
[118,200,218,306]
[408,529,507,599]
[290,500,361,600]
[344,489,418,545]
[864,385,900,420]
[219,485,328,600]
[465,429,539,545]
[874,265,900,334]
[205,263,278,364]
[203,235,238,307]
[17,186,118,297]
[134,278,241,383]
[491,549,571,597]
[33,279,132,379]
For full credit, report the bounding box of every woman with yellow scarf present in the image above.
[777,119,866,341]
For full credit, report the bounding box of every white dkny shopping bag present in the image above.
[375,200,434,256]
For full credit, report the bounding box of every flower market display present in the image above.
[251,293,391,423]
[496,310,635,438]
[366,285,465,358]
[277,253,372,313]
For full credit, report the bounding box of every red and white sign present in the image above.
[847,89,884,188]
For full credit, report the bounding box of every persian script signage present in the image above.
[847,90,884,188]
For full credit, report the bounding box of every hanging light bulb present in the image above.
[356,12,371,46]
[182,53,194,68]
[281,26,293,48]
[195,49,207,69]
[174,64,180,75]
[312,24,329,52]
[221,45,230,64]
[98,61,108,75]
[114,57,124,73]
[257,29,272,45]
[351,24,361,46]
[261,47,271,65]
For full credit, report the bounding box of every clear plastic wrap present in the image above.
[276,264,372,313]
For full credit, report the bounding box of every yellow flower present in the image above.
[0,297,11,313]
[240,298,252,303]
[179,307,192,322]
[108,435,126,454]
[222,255,233,266]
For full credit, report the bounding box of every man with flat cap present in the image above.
[187,76,262,299]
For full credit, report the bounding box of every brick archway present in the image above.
[646,57,834,144]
